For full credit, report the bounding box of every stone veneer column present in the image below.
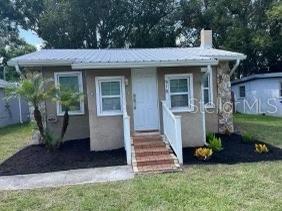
[217,61,234,134]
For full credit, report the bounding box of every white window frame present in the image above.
[202,71,214,108]
[165,74,194,112]
[95,76,125,117]
[239,85,246,98]
[54,71,85,116]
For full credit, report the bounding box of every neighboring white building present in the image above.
[231,72,282,116]
[0,79,30,127]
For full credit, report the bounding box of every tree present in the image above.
[119,0,179,48]
[12,0,282,76]
[1,41,36,81]
[0,0,36,80]
[52,88,83,145]
[5,73,52,143]
[179,0,281,77]
[14,0,180,48]
[265,1,282,72]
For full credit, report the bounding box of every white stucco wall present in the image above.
[232,78,282,116]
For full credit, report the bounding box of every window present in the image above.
[239,85,246,98]
[55,72,84,115]
[202,72,213,107]
[165,74,193,112]
[96,76,125,116]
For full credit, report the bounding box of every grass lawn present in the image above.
[0,123,33,163]
[0,162,281,210]
[0,116,281,210]
[234,113,282,147]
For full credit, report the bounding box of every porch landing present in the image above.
[131,133,181,173]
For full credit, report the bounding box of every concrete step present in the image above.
[137,164,180,173]
[135,149,171,157]
[133,139,163,145]
[135,155,175,167]
[131,134,181,174]
[133,135,162,141]
[133,138,163,143]
[133,142,166,149]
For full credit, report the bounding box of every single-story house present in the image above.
[232,72,282,116]
[0,79,30,127]
[8,30,246,169]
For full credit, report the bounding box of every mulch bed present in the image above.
[0,139,127,176]
[183,134,282,165]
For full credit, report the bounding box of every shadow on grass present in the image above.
[183,134,282,165]
[0,139,127,176]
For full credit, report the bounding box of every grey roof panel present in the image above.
[8,47,246,67]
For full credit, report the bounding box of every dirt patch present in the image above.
[183,134,282,165]
[0,139,127,176]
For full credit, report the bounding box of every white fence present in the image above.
[123,112,132,165]
[162,101,183,164]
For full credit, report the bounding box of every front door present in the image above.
[132,68,159,131]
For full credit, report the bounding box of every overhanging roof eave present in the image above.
[71,60,218,70]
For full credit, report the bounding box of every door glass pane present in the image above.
[171,94,188,107]
[102,97,121,111]
[101,81,120,96]
[204,89,210,104]
[170,79,188,93]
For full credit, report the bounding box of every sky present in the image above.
[19,28,44,50]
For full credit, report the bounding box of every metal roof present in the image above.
[8,47,246,69]
[232,72,282,85]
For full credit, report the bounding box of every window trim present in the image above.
[54,71,85,116]
[202,70,214,108]
[239,85,246,98]
[95,76,125,117]
[165,73,194,112]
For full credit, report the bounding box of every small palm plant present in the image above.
[5,73,52,141]
[53,87,83,145]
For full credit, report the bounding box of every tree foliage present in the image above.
[0,0,36,81]
[52,87,84,144]
[5,73,52,142]
[179,0,282,76]
[10,0,282,76]
[14,0,179,48]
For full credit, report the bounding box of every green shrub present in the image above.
[207,133,223,152]
[206,132,215,142]
[242,132,253,143]
[44,130,59,150]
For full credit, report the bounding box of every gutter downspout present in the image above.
[15,64,23,123]
[18,95,23,124]
[229,59,240,76]
[201,65,212,146]
[15,64,21,74]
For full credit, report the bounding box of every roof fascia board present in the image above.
[71,60,218,69]
[204,55,247,60]
[232,74,282,85]
[7,60,72,67]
